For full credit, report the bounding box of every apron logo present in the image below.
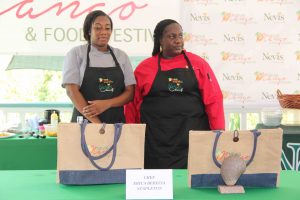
[168,77,183,92]
[99,78,114,92]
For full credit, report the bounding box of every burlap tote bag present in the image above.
[57,120,145,185]
[188,128,283,188]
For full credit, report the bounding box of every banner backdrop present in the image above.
[0,0,300,105]
[180,0,300,106]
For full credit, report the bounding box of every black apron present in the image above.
[71,45,125,123]
[140,52,210,169]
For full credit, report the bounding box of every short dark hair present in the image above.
[152,19,180,56]
[83,10,113,43]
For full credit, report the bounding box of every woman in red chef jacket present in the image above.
[125,19,225,169]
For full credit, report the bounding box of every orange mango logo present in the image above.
[256,32,264,41]
[222,12,231,21]
[183,32,192,42]
[296,51,300,61]
[254,71,265,80]
[221,51,230,60]
[297,11,300,20]
[222,90,230,99]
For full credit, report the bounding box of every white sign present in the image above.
[0,0,180,56]
[126,169,173,200]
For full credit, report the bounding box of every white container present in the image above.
[261,107,282,126]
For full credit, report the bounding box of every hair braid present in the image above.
[152,19,179,56]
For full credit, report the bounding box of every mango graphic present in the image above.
[254,71,264,80]
[183,32,192,42]
[221,52,230,60]
[296,51,300,61]
[222,12,231,21]
[222,90,230,99]
[297,11,300,20]
[256,32,264,41]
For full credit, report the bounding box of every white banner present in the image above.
[0,0,180,56]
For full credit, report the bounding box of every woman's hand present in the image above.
[83,100,112,118]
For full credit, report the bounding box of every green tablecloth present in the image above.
[0,170,299,200]
[0,136,57,170]
[256,124,300,171]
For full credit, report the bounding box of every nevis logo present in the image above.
[254,71,287,84]
[168,77,183,92]
[222,72,243,81]
[264,12,285,23]
[190,12,211,23]
[262,52,284,63]
[221,51,254,64]
[183,32,216,46]
[261,91,276,100]
[98,78,114,92]
[221,11,254,24]
[223,33,245,43]
[255,32,288,45]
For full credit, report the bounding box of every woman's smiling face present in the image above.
[90,15,112,51]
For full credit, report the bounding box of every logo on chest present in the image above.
[168,77,183,92]
[98,78,114,92]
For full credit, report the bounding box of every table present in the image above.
[256,124,300,171]
[0,170,299,200]
[0,136,57,170]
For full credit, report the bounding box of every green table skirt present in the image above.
[0,136,57,170]
[0,170,299,200]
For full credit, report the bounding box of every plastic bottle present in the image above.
[77,116,83,124]
[50,111,58,127]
